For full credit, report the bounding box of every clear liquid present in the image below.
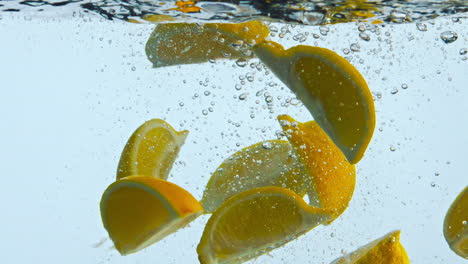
[0,10,467,264]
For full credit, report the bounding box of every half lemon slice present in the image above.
[146,21,269,68]
[100,175,203,255]
[331,230,410,264]
[444,186,468,259]
[197,186,331,264]
[278,115,356,223]
[254,41,375,164]
[116,119,188,180]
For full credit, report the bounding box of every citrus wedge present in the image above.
[443,186,468,259]
[278,115,356,223]
[116,119,188,180]
[197,186,331,264]
[145,21,269,68]
[201,140,309,213]
[331,230,410,264]
[100,175,203,255]
[254,41,375,164]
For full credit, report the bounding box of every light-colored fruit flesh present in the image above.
[197,187,331,264]
[278,115,356,223]
[117,119,188,180]
[201,140,309,213]
[145,21,269,68]
[254,41,375,164]
[101,176,202,255]
[331,230,410,264]
[444,186,468,259]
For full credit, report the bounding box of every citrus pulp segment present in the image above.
[443,186,468,259]
[254,41,375,164]
[100,175,203,255]
[330,230,410,264]
[278,115,356,223]
[116,119,188,180]
[145,21,269,68]
[201,140,309,213]
[197,186,331,264]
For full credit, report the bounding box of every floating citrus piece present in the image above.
[278,115,356,223]
[201,140,309,213]
[145,21,269,68]
[443,186,468,259]
[197,186,331,264]
[116,119,188,180]
[100,175,203,255]
[331,230,410,264]
[254,41,375,164]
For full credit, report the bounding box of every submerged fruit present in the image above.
[331,230,410,264]
[145,21,269,68]
[443,186,468,259]
[197,186,331,264]
[201,140,308,213]
[100,175,203,255]
[116,119,188,180]
[278,115,356,223]
[254,41,375,164]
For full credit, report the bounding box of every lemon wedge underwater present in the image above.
[146,21,269,68]
[201,140,309,213]
[197,186,331,264]
[278,115,356,223]
[331,230,410,264]
[254,41,375,164]
[116,119,188,180]
[100,175,203,255]
[443,186,468,259]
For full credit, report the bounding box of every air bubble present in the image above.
[350,43,360,52]
[416,23,427,31]
[239,93,248,100]
[359,33,370,41]
[401,83,408,89]
[440,31,458,44]
[460,48,467,55]
[236,58,248,67]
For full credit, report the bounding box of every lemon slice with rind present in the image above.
[201,140,309,213]
[197,186,331,264]
[117,119,188,180]
[443,186,468,259]
[331,230,410,263]
[278,115,356,223]
[145,21,269,68]
[100,175,203,255]
[254,41,375,164]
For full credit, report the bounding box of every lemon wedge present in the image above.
[278,115,356,223]
[116,119,188,180]
[444,186,468,259]
[331,230,410,263]
[254,41,375,164]
[201,140,309,213]
[100,175,203,255]
[145,21,269,68]
[197,186,331,264]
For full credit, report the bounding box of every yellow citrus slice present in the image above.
[197,186,331,264]
[278,115,356,223]
[443,186,468,259]
[254,41,375,164]
[331,230,410,264]
[201,140,309,213]
[100,175,203,255]
[116,119,188,180]
[145,21,269,68]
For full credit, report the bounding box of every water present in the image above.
[0,1,467,264]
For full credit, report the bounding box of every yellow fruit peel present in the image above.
[254,41,375,164]
[444,186,468,259]
[197,186,331,264]
[100,175,203,255]
[117,119,188,180]
[145,21,269,68]
[331,230,410,264]
[278,115,356,223]
[201,140,309,213]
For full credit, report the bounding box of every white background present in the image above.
[0,12,467,264]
